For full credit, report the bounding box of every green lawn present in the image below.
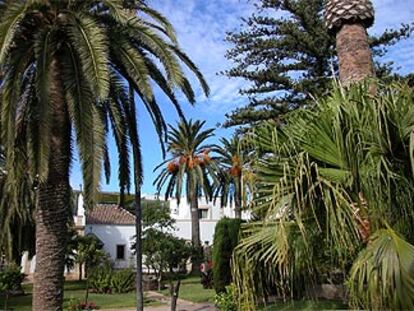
[262,300,347,310]
[0,281,161,311]
[160,276,215,303]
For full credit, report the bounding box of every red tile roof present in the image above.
[86,204,135,225]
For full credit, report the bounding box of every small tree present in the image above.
[161,235,193,311]
[132,200,176,289]
[69,234,107,303]
[133,201,192,310]
[74,235,105,281]
[140,231,192,310]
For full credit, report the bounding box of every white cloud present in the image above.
[151,0,255,114]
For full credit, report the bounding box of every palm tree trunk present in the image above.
[190,191,201,273]
[33,59,71,311]
[190,191,201,247]
[127,87,144,311]
[234,178,242,219]
[336,23,375,86]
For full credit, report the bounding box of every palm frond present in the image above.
[67,13,110,100]
[349,227,414,310]
[0,0,27,64]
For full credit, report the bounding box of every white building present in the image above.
[21,192,248,275]
[168,196,249,244]
[77,193,249,265]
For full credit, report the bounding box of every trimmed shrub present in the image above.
[212,218,242,293]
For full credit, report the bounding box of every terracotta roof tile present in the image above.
[86,204,135,225]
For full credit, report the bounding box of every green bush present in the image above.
[110,268,135,294]
[88,264,113,294]
[0,263,26,310]
[212,218,242,293]
[88,264,135,294]
[0,263,25,293]
[215,284,237,311]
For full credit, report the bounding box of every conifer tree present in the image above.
[223,0,412,127]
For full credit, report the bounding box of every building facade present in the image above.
[21,192,248,275]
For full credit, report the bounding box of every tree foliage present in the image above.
[223,0,413,127]
[232,82,414,310]
[0,0,209,214]
[154,119,217,205]
[213,136,249,218]
[212,218,242,293]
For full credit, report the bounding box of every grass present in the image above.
[0,281,161,311]
[262,300,348,310]
[160,276,215,303]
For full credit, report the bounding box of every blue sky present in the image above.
[70,0,414,195]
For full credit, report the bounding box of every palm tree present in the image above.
[325,0,375,85]
[232,82,414,310]
[0,1,208,310]
[154,120,216,265]
[214,136,247,219]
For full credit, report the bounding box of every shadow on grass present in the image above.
[0,280,161,311]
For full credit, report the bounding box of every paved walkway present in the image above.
[104,291,216,311]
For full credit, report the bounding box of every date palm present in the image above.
[154,120,216,263]
[325,0,375,85]
[214,136,247,219]
[0,1,208,310]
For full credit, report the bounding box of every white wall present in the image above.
[85,224,136,269]
[85,221,219,268]
[172,220,218,244]
[168,197,250,220]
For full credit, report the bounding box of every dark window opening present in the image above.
[198,209,208,219]
[116,244,125,260]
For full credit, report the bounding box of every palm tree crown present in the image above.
[154,119,216,205]
[0,1,208,309]
[214,136,248,218]
[0,0,209,208]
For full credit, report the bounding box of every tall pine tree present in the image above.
[223,0,412,127]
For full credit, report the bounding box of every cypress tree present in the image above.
[212,218,242,293]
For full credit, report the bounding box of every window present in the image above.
[116,244,125,260]
[198,209,209,219]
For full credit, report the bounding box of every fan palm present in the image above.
[0,1,208,310]
[232,82,414,310]
[154,120,216,257]
[214,136,248,219]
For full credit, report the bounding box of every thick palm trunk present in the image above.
[33,59,71,311]
[127,89,144,311]
[190,191,201,273]
[336,23,374,85]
